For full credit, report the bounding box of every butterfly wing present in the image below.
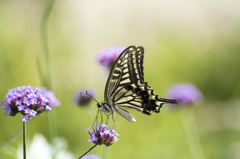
[103,46,137,121]
[104,46,177,122]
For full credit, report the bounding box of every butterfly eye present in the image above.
[97,103,102,108]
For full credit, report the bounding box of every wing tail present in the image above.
[114,106,136,122]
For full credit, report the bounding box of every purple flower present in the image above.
[0,85,51,121]
[82,154,101,159]
[96,46,125,70]
[73,88,95,106]
[167,83,203,106]
[85,123,119,146]
[37,87,60,107]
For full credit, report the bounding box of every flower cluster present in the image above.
[96,46,124,70]
[38,87,60,107]
[85,123,119,146]
[0,85,51,121]
[73,88,95,106]
[167,83,203,106]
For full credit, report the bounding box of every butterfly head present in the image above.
[97,102,112,113]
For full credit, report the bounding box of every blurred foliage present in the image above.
[151,29,240,101]
[1,1,240,159]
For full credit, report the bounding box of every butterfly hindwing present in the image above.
[102,46,177,122]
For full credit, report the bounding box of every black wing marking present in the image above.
[103,46,177,121]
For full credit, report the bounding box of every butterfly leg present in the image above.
[103,107,115,127]
[100,109,104,124]
[105,113,110,125]
[92,108,100,126]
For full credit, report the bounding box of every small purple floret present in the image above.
[73,88,95,106]
[0,85,52,121]
[37,87,61,107]
[85,123,119,146]
[96,46,125,70]
[167,83,203,106]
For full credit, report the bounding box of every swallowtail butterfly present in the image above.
[97,46,177,122]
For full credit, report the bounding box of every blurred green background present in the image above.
[1,0,240,159]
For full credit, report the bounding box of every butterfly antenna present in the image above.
[85,91,99,103]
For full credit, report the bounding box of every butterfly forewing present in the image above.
[104,47,133,103]
[102,46,177,122]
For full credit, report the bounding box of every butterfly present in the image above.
[97,46,178,122]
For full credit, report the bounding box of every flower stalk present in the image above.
[23,121,26,159]
[78,144,98,159]
[40,0,55,89]
[40,0,56,141]
[103,146,110,159]
[181,107,205,159]
[167,83,205,159]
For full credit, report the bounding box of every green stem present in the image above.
[40,0,56,142]
[40,0,55,90]
[47,110,57,142]
[78,144,98,159]
[103,146,110,159]
[23,121,26,159]
[180,107,205,159]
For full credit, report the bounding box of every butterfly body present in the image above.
[100,46,177,122]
